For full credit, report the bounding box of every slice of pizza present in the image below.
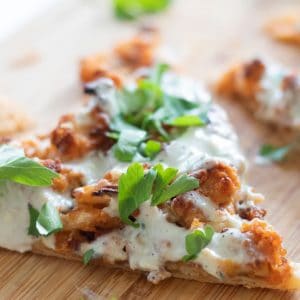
[0,35,299,290]
[215,58,300,131]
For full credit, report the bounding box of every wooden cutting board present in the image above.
[0,0,299,299]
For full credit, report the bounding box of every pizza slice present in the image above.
[0,35,299,290]
[215,58,300,131]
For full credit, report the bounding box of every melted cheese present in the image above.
[0,182,73,252]
[81,201,253,280]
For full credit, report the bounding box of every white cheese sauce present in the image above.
[0,181,73,252]
[81,201,253,280]
[64,73,245,186]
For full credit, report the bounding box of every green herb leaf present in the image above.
[168,115,205,127]
[119,80,162,126]
[118,163,157,226]
[142,140,161,159]
[114,129,147,162]
[28,204,40,237]
[151,63,170,84]
[182,226,214,262]
[259,144,290,162]
[28,202,63,237]
[36,202,63,236]
[151,164,178,203]
[111,64,209,162]
[0,145,59,186]
[152,170,199,206]
[83,249,95,265]
[113,0,172,20]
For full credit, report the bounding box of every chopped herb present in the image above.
[118,163,157,227]
[118,163,199,226]
[168,115,205,127]
[113,129,147,162]
[142,94,208,140]
[142,140,161,159]
[259,144,291,162]
[151,63,170,84]
[0,145,59,187]
[28,202,63,237]
[109,64,210,162]
[151,164,199,206]
[28,204,40,237]
[113,0,172,20]
[182,226,214,262]
[83,249,95,265]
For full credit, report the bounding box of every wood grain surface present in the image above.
[0,0,299,299]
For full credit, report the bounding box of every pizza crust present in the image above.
[31,241,300,290]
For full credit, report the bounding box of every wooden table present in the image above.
[0,0,299,299]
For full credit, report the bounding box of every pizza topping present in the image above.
[83,248,95,265]
[265,14,300,46]
[28,202,63,237]
[105,64,210,163]
[182,225,214,262]
[217,59,300,130]
[118,163,156,226]
[118,163,199,227]
[114,29,158,67]
[258,144,291,163]
[242,220,291,284]
[113,0,171,20]
[113,127,147,162]
[0,144,58,187]
[191,162,240,205]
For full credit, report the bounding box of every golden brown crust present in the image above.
[31,241,299,290]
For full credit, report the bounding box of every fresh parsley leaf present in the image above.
[28,202,63,237]
[119,80,162,126]
[113,129,147,162]
[36,202,63,236]
[106,131,120,140]
[0,145,59,187]
[151,63,170,84]
[83,249,95,265]
[118,163,200,226]
[113,0,172,20]
[110,64,209,162]
[142,140,161,159]
[110,115,139,132]
[151,168,199,206]
[142,95,208,140]
[151,164,178,203]
[259,144,291,162]
[28,204,40,237]
[168,115,205,127]
[118,163,157,227]
[182,226,214,262]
